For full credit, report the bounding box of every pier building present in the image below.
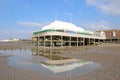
[32,20,106,47]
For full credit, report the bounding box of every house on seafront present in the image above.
[31,20,106,47]
[96,30,120,43]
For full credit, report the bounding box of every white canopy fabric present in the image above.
[41,20,85,32]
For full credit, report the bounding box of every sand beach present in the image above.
[0,42,120,80]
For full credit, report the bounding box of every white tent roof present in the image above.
[41,20,85,32]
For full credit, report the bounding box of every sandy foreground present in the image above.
[0,42,120,80]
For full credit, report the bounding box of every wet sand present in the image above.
[0,55,56,80]
[0,42,120,80]
[0,41,32,50]
[60,45,120,80]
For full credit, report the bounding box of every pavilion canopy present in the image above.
[33,20,93,35]
[41,20,85,32]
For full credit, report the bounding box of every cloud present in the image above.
[85,0,120,15]
[17,21,41,27]
[81,21,112,31]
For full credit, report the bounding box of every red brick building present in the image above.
[97,30,120,43]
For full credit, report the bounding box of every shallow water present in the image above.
[0,47,101,76]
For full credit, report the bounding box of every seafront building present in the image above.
[96,30,120,43]
[31,20,106,47]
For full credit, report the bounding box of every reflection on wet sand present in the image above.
[0,46,101,76]
[30,47,99,74]
[41,60,93,73]
[31,47,70,60]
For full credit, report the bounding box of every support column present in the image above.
[94,39,96,45]
[77,37,78,47]
[61,36,63,47]
[118,37,120,43]
[89,38,90,46]
[50,35,52,47]
[83,38,85,46]
[44,36,45,47]
[103,39,105,43]
[94,39,96,46]
[37,37,39,46]
[79,38,81,46]
[69,36,71,47]
[117,37,119,43]
[110,37,112,43]
[98,39,100,45]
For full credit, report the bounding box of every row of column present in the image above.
[105,39,120,43]
[36,35,103,47]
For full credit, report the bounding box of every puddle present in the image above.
[0,47,101,76]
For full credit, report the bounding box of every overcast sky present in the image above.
[0,0,120,39]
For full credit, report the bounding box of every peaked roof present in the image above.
[41,20,85,32]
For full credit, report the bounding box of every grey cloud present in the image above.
[86,0,120,15]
